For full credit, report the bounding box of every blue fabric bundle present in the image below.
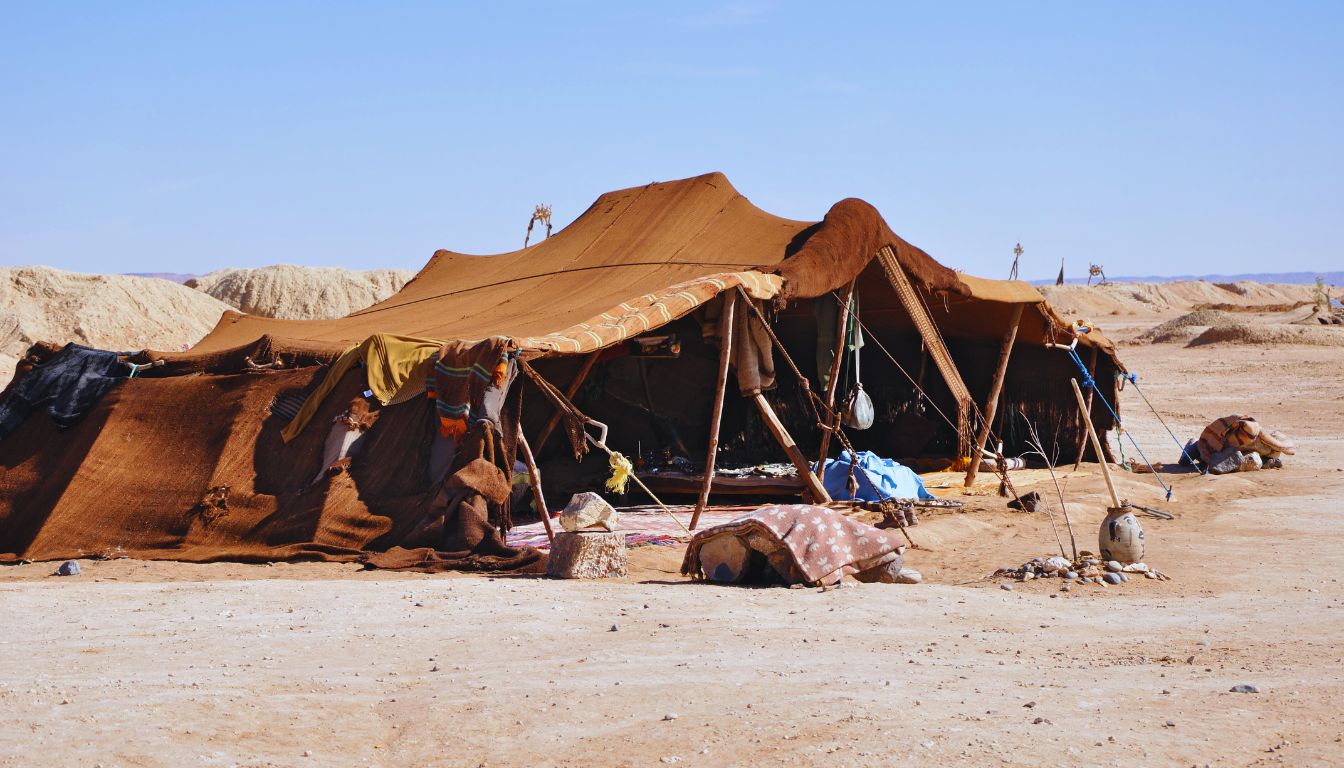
[816,450,934,501]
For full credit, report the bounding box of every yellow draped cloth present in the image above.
[281,333,444,443]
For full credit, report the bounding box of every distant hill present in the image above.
[124,272,200,284]
[1033,271,1343,286]
[186,265,415,320]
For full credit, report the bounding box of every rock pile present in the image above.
[995,553,1169,588]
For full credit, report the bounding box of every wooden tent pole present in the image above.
[691,291,737,530]
[964,304,1024,487]
[516,431,554,544]
[754,393,832,503]
[814,279,855,469]
[1071,377,1121,508]
[535,350,601,454]
[1071,345,1100,471]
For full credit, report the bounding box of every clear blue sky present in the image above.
[2,2,1340,280]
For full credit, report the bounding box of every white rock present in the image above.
[894,568,922,584]
[560,492,618,532]
[1043,556,1071,573]
[1122,562,1149,573]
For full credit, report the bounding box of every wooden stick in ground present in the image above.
[516,431,554,544]
[814,280,855,469]
[753,393,832,503]
[964,303,1024,487]
[692,290,737,530]
[535,351,601,454]
[1071,345,1100,471]
[1071,377,1121,508]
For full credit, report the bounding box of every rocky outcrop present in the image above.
[188,265,414,320]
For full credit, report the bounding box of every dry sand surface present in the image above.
[1039,279,1319,320]
[3,293,1344,767]
[189,265,414,320]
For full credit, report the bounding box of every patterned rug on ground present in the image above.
[506,509,749,552]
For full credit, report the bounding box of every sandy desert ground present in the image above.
[2,300,1343,767]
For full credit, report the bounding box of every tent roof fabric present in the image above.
[191,172,1099,358]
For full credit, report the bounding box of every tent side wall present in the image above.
[0,367,443,563]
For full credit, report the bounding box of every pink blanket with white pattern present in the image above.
[681,504,905,585]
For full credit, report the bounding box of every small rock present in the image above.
[56,561,80,576]
[1164,720,1176,728]
[894,568,922,584]
[660,757,681,764]
[1032,717,1046,725]
[303,750,312,757]
[1063,571,1078,580]
[1198,639,1211,647]
[610,624,619,632]
[1118,573,1130,583]
[1122,562,1148,573]
[1144,571,1158,579]
[662,712,679,721]
[1023,701,1036,708]
[1229,684,1260,694]
[1103,573,1123,585]
[1021,571,1036,581]
[920,740,936,749]
[1044,556,1071,572]
[1000,583,1014,591]
[1106,560,1123,572]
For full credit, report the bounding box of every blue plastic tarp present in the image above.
[815,450,934,501]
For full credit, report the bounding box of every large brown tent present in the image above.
[0,172,1121,567]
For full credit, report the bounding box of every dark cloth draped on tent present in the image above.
[0,343,127,439]
[427,337,515,440]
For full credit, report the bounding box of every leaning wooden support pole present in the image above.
[814,280,855,469]
[1071,345,1100,471]
[516,431,555,544]
[1071,377,1121,508]
[753,393,832,503]
[691,291,737,530]
[535,350,601,454]
[964,304,1024,487]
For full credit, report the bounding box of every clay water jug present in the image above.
[1099,507,1145,564]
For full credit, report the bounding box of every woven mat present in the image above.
[506,508,748,552]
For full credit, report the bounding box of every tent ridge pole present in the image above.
[964,303,1024,488]
[691,290,737,530]
[814,279,856,469]
[516,431,554,544]
[1071,345,1100,471]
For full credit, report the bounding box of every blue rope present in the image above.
[1066,346,1173,501]
[1122,371,1206,474]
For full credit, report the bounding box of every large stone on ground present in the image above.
[545,531,628,579]
[560,492,618,532]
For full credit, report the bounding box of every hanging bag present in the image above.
[842,299,874,430]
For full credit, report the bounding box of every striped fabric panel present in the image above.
[517,271,783,355]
